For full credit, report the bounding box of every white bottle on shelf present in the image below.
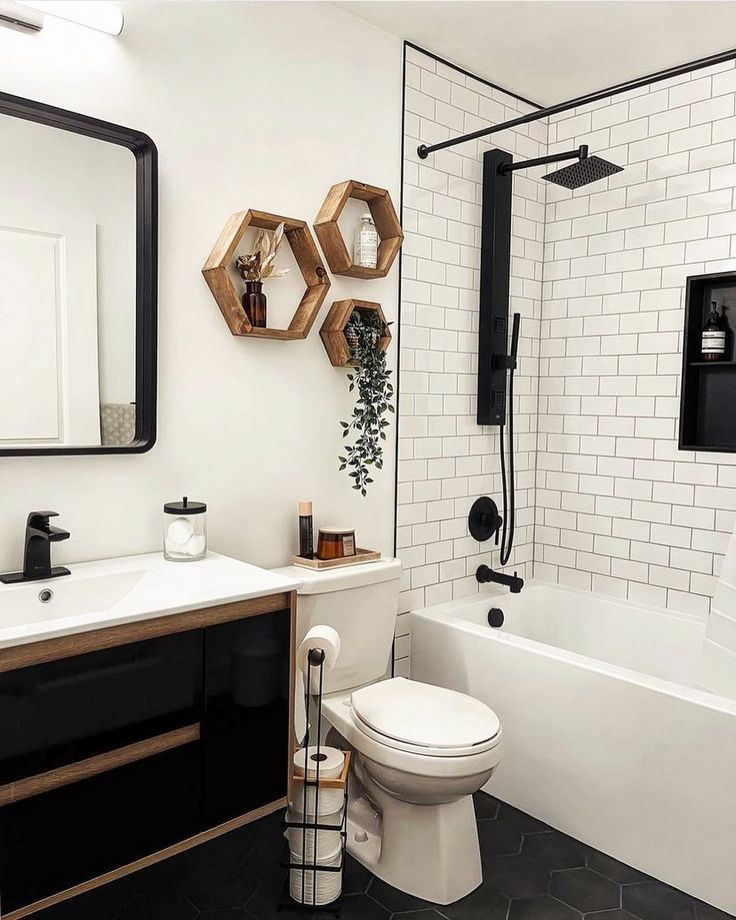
[354,212,378,269]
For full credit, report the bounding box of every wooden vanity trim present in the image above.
[0,723,201,808]
[0,591,292,673]
[4,797,286,920]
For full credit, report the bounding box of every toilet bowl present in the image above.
[272,559,502,905]
[322,677,502,904]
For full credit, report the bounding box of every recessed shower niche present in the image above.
[679,270,736,452]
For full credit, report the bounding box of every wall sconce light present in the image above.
[3,0,124,35]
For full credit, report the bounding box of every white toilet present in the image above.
[274,558,502,905]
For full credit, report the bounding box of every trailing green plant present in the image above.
[338,310,394,496]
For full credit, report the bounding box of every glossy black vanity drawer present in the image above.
[203,609,291,825]
[0,741,202,914]
[0,630,203,784]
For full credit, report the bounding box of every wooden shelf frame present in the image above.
[320,299,391,367]
[202,210,331,340]
[314,181,403,279]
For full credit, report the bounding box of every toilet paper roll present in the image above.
[291,746,345,814]
[289,849,342,906]
[285,809,343,862]
[293,746,345,780]
[294,625,341,744]
[296,625,341,681]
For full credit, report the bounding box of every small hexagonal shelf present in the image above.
[320,299,391,367]
[314,181,403,279]
[202,209,330,340]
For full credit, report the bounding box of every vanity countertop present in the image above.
[0,552,299,651]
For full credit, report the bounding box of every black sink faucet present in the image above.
[0,512,71,584]
[476,563,524,594]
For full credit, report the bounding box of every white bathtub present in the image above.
[411,582,736,915]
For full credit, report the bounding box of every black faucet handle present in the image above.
[27,511,60,530]
[26,511,69,540]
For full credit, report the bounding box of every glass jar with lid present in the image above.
[163,496,207,562]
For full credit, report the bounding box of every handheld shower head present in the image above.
[542,155,623,190]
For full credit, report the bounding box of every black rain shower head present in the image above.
[543,155,623,190]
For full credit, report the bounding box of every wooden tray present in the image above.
[291,549,381,570]
[292,751,351,790]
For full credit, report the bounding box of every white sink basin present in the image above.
[0,569,147,627]
[0,552,300,650]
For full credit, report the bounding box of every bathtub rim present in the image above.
[411,580,736,717]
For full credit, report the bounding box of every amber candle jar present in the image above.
[317,527,356,560]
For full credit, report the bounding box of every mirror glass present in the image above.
[0,113,137,449]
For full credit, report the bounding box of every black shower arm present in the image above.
[499,145,587,175]
[416,46,736,160]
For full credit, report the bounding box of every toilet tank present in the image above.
[273,558,402,693]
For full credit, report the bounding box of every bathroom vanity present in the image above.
[0,553,298,918]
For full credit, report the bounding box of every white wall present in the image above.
[0,1,401,571]
[396,46,546,674]
[538,60,736,616]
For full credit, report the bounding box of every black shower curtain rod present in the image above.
[417,46,736,160]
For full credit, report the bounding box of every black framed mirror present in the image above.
[0,91,157,456]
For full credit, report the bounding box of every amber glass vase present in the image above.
[242,281,267,328]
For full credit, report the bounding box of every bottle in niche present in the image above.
[354,213,378,270]
[702,300,726,361]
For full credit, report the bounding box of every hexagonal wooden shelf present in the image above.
[320,299,391,367]
[202,209,330,340]
[314,181,403,279]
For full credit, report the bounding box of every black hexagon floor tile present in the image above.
[30,792,734,920]
[473,791,500,821]
[393,911,444,920]
[522,830,586,870]
[478,815,523,857]
[182,862,260,911]
[338,893,390,920]
[586,848,651,885]
[367,877,437,913]
[695,902,736,920]
[129,852,198,895]
[622,882,697,920]
[550,867,620,913]
[116,893,199,920]
[484,855,549,899]
[200,912,254,920]
[585,912,640,919]
[343,855,373,895]
[436,883,509,920]
[508,895,580,920]
[496,802,550,834]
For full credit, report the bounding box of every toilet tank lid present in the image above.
[272,557,401,595]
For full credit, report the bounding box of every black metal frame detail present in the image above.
[279,648,348,915]
[417,46,736,160]
[0,91,158,456]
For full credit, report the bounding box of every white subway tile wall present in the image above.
[396,48,736,674]
[396,47,545,676]
[538,58,736,616]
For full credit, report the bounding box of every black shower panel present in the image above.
[477,148,514,426]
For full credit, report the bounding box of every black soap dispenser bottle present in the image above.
[702,300,726,361]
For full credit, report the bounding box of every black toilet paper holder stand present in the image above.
[279,647,350,915]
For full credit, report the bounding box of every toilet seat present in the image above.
[350,677,501,757]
